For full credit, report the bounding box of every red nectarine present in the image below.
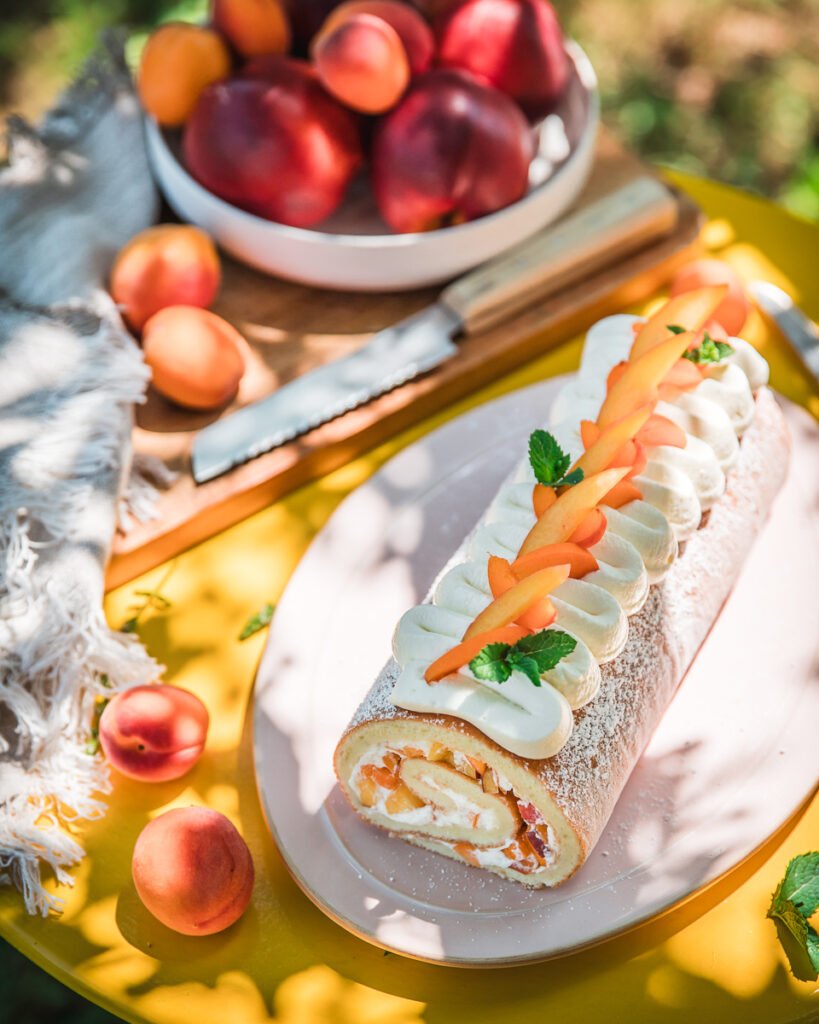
[319,1,435,74]
[99,684,209,783]
[436,0,569,118]
[371,69,533,232]
[185,62,362,227]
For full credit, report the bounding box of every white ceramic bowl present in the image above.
[145,43,599,292]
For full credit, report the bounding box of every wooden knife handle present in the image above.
[440,176,680,336]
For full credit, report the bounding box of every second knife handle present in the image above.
[440,176,680,336]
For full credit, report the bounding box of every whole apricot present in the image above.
[99,685,209,783]
[110,224,221,333]
[669,259,751,336]
[142,306,246,410]
[318,1,434,74]
[132,807,254,935]
[138,23,232,127]
[312,12,410,113]
[212,0,291,57]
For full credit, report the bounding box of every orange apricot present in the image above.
[110,224,221,333]
[132,807,254,935]
[212,0,291,57]
[312,12,410,113]
[142,306,246,410]
[138,23,231,127]
[425,625,528,683]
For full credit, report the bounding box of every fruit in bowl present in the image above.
[372,69,534,232]
[317,1,435,75]
[212,0,291,57]
[184,58,362,227]
[435,0,569,119]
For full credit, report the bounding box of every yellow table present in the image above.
[2,174,819,1024]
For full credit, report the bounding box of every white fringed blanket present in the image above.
[0,37,162,914]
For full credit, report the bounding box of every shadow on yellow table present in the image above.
[2,175,818,1024]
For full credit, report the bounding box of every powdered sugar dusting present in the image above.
[339,388,789,858]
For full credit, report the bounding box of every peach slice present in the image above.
[425,625,528,683]
[596,333,696,428]
[569,508,607,548]
[602,479,643,509]
[574,407,652,478]
[630,286,729,359]
[532,483,557,518]
[385,782,425,813]
[511,542,598,580]
[518,467,628,556]
[463,564,570,639]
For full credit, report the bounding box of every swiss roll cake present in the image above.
[334,289,789,887]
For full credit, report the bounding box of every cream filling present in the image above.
[390,313,766,760]
[349,742,555,873]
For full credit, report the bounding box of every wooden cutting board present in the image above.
[108,128,702,589]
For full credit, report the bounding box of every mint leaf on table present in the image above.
[528,429,584,489]
[683,333,734,365]
[768,852,819,981]
[239,602,275,641]
[666,324,687,334]
[469,629,576,688]
[470,642,513,684]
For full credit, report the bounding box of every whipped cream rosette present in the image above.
[334,288,789,887]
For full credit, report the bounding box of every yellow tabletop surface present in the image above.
[2,173,819,1024]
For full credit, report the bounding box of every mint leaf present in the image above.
[239,602,275,641]
[469,629,576,688]
[528,430,582,488]
[683,333,734,365]
[768,853,819,981]
[469,642,513,683]
[777,852,819,917]
[507,653,542,687]
[666,324,686,334]
[513,629,577,672]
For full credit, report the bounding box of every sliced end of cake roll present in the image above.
[336,714,586,886]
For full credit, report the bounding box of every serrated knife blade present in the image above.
[749,281,819,386]
[192,303,461,483]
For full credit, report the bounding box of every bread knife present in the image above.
[749,281,819,386]
[192,176,679,483]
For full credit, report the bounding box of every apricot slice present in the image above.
[630,286,729,359]
[575,407,651,477]
[532,483,557,518]
[596,333,696,428]
[670,260,750,336]
[488,558,557,631]
[569,508,607,548]
[602,479,643,509]
[635,413,687,449]
[463,564,570,639]
[425,625,528,683]
[385,782,425,813]
[518,468,628,556]
[511,542,598,580]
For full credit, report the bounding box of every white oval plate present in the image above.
[253,377,819,965]
[146,44,598,291]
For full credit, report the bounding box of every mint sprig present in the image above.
[529,430,584,489]
[469,629,577,688]
[767,852,819,981]
[239,601,275,641]
[683,332,734,365]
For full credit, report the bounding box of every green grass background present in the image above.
[0,1,817,1022]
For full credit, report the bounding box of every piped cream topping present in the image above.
[390,312,767,761]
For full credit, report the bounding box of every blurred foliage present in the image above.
[0,0,816,218]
